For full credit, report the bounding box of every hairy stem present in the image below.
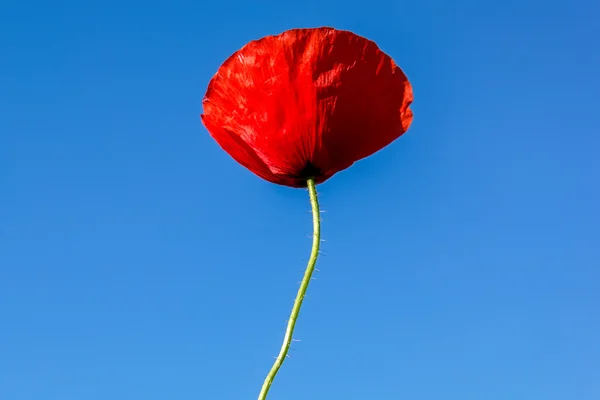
[257,177,321,400]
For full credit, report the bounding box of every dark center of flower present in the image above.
[298,162,322,180]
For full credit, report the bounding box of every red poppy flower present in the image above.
[201,27,413,187]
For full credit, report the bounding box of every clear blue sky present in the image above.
[1,1,599,399]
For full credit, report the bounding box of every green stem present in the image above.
[257,177,321,400]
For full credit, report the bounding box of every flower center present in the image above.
[299,162,322,180]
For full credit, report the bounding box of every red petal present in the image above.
[201,27,413,187]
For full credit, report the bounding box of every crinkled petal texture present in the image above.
[201,27,413,187]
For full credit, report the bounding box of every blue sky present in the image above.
[1,1,599,399]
